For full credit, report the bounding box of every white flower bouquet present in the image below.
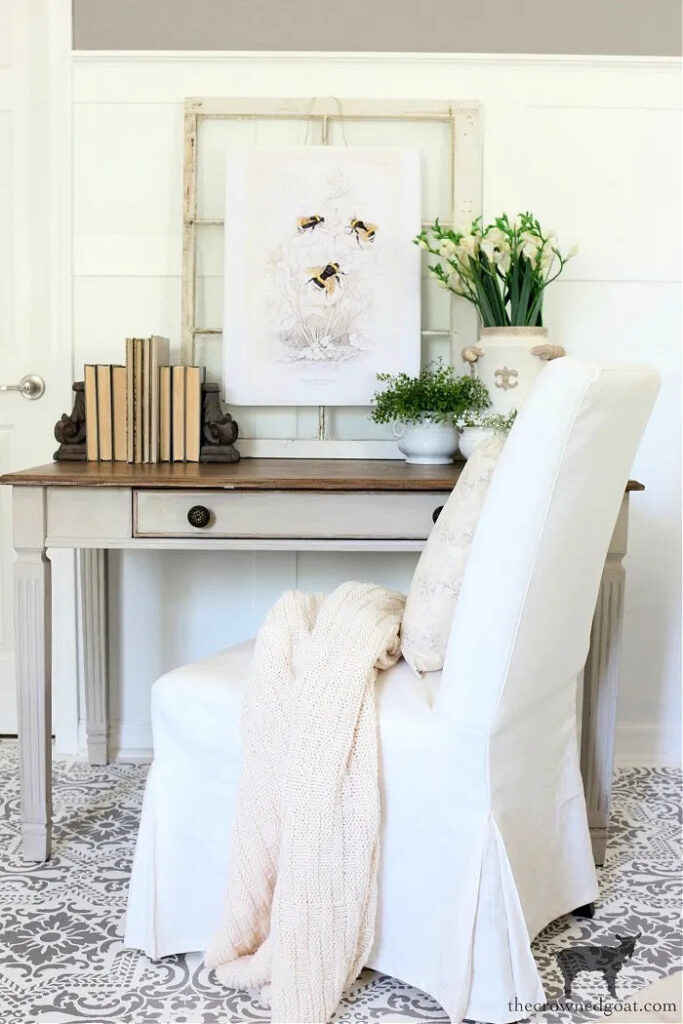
[415,212,576,328]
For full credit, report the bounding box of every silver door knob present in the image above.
[0,374,45,400]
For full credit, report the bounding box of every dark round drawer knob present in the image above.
[432,505,444,524]
[187,504,211,529]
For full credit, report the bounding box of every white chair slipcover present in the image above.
[124,359,659,1023]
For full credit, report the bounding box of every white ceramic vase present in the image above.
[459,425,496,460]
[476,326,556,416]
[393,419,460,465]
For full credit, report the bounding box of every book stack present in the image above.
[125,335,170,463]
[161,364,205,463]
[83,364,128,462]
[84,336,205,463]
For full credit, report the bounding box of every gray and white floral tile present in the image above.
[0,742,680,1024]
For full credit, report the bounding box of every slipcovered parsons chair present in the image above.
[125,359,658,1024]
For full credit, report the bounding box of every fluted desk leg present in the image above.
[80,549,108,765]
[13,487,52,861]
[581,495,629,867]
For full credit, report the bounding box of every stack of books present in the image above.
[84,364,128,462]
[160,364,205,463]
[84,336,205,463]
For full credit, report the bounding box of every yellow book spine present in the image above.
[96,365,113,462]
[125,338,135,463]
[184,366,203,463]
[172,366,185,462]
[159,366,171,463]
[112,366,127,462]
[134,339,143,463]
[84,365,99,461]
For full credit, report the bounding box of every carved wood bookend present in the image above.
[53,381,87,462]
[199,383,240,463]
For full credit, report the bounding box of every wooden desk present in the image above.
[1,459,643,865]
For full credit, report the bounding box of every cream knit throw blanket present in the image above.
[205,581,405,1024]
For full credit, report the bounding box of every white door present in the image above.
[0,2,71,731]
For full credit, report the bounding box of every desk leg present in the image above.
[80,549,108,765]
[581,496,629,867]
[13,488,52,862]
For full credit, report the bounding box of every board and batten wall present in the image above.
[59,52,681,763]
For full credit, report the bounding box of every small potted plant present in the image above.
[415,212,575,415]
[371,362,490,464]
[459,409,517,460]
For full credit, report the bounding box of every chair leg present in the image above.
[573,902,595,919]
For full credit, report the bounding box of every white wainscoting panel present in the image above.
[0,0,9,68]
[64,51,681,764]
[483,104,681,284]
[72,52,678,109]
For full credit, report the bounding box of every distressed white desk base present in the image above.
[11,484,629,866]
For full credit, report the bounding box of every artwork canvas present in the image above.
[223,146,422,406]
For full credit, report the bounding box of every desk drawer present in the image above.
[134,489,445,540]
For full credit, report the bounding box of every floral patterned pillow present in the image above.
[401,433,505,675]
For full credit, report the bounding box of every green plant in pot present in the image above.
[371,362,491,464]
[459,409,518,460]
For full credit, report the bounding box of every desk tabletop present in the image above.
[0,459,645,493]
[0,459,471,492]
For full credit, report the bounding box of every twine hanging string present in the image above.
[303,96,350,147]
[303,97,349,442]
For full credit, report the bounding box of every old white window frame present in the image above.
[182,96,482,458]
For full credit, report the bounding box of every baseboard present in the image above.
[614,723,681,767]
[78,719,153,763]
[112,751,153,765]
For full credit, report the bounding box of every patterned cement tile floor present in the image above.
[0,740,680,1024]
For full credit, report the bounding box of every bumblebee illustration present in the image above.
[297,215,325,233]
[307,263,344,295]
[348,217,377,245]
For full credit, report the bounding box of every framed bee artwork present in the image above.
[223,145,422,406]
[183,97,482,456]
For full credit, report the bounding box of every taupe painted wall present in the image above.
[73,0,682,55]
